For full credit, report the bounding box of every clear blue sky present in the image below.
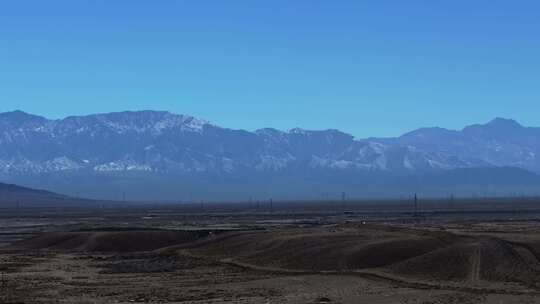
[1,1,539,137]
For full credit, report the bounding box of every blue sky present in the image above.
[0,1,539,137]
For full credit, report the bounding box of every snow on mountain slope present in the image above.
[372,118,540,172]
[0,111,535,177]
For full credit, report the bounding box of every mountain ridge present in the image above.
[1,110,539,200]
[0,110,537,174]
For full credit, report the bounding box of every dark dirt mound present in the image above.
[189,227,540,286]
[12,230,213,253]
[387,242,478,281]
[189,228,461,271]
[387,237,540,284]
[96,252,217,274]
[479,238,540,285]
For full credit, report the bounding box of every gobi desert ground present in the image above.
[2,199,540,303]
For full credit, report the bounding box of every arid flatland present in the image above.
[2,199,540,303]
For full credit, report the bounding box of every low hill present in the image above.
[0,182,96,207]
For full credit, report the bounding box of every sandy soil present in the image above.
[5,249,538,304]
[2,205,540,303]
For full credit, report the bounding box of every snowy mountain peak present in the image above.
[289,127,308,134]
[69,111,211,134]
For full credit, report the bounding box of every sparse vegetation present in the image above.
[2,201,540,303]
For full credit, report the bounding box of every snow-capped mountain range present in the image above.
[0,110,538,176]
[2,110,540,200]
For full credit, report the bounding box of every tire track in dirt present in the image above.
[470,245,481,283]
[177,250,540,296]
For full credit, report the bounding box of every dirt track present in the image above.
[3,206,540,303]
